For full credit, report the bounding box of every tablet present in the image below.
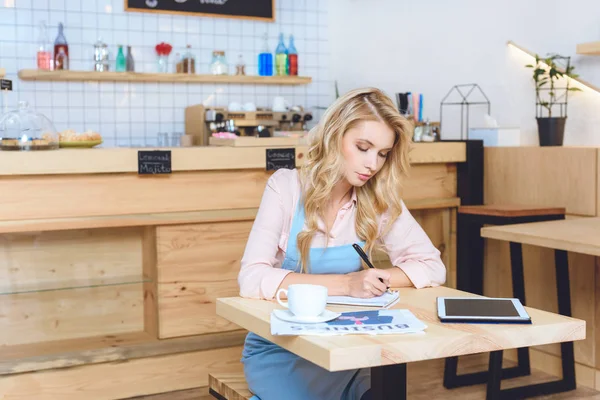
[437,297,531,324]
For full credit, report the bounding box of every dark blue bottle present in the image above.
[258,33,273,76]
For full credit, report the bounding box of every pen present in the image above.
[352,243,390,290]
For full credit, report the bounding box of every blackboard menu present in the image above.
[125,0,275,21]
[266,148,295,171]
[138,150,172,175]
[0,79,12,91]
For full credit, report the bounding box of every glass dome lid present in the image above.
[0,101,59,151]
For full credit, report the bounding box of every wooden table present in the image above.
[217,286,585,400]
[481,217,600,256]
[480,217,600,398]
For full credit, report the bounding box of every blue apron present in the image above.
[241,202,370,400]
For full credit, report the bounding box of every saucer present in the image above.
[273,309,341,324]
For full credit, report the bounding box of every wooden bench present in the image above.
[209,372,254,400]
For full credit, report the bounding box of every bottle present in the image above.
[126,45,135,72]
[235,54,246,75]
[275,33,288,76]
[115,45,126,72]
[36,21,51,70]
[287,34,298,76]
[53,22,69,70]
[258,33,273,76]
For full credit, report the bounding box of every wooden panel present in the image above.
[0,284,143,347]
[403,163,457,200]
[481,217,600,257]
[445,208,457,289]
[0,208,259,234]
[409,142,466,163]
[0,165,457,222]
[484,147,598,216]
[157,221,252,338]
[0,345,243,400]
[0,228,144,345]
[217,286,586,372]
[209,372,253,400]
[459,204,565,217]
[0,200,459,235]
[0,330,246,376]
[143,227,159,337]
[0,170,271,221]
[577,41,600,55]
[596,255,600,369]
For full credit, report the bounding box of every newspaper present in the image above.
[271,309,427,336]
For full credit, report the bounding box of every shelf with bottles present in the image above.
[17,69,312,84]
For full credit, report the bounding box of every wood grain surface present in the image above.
[217,286,586,372]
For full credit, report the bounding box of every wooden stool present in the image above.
[209,372,254,400]
[444,204,566,391]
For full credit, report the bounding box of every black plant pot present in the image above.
[536,117,566,146]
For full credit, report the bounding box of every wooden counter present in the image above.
[482,146,600,390]
[0,142,465,399]
[0,141,465,175]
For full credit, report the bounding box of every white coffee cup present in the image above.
[276,284,327,318]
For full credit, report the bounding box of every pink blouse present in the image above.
[238,169,446,299]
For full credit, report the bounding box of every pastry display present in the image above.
[0,136,53,151]
[58,129,103,148]
[0,101,60,151]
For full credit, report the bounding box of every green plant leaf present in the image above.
[569,87,582,92]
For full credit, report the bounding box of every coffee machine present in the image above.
[184,104,313,146]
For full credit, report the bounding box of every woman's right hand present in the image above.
[346,269,391,298]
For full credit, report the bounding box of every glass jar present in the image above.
[0,101,59,151]
[210,50,228,75]
[176,45,196,74]
[93,38,109,72]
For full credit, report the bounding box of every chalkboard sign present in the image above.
[266,148,295,171]
[125,0,275,21]
[138,150,172,175]
[0,79,12,91]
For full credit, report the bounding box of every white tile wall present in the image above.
[0,0,332,147]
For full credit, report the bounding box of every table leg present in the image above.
[486,351,503,400]
[509,242,531,376]
[371,364,406,400]
[484,249,576,399]
[457,216,484,295]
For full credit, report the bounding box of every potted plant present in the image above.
[525,54,581,146]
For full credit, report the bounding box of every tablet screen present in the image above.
[444,298,519,317]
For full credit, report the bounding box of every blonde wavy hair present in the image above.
[297,87,413,272]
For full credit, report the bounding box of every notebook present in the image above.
[327,290,400,308]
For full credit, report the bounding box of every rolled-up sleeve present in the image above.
[238,170,293,299]
[381,201,446,288]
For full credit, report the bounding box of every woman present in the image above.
[238,87,446,400]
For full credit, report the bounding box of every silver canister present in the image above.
[93,39,109,72]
